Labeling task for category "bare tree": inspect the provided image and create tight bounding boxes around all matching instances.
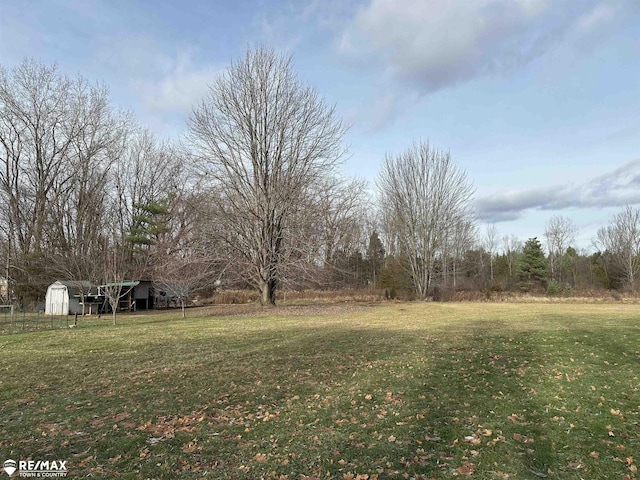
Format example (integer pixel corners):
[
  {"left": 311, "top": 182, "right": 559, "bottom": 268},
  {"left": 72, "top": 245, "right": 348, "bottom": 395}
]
[
  {"left": 544, "top": 215, "right": 577, "bottom": 283},
  {"left": 450, "top": 217, "right": 476, "bottom": 290},
  {"left": 595, "top": 206, "right": 640, "bottom": 290},
  {"left": 113, "top": 130, "right": 187, "bottom": 278},
  {"left": 154, "top": 253, "right": 221, "bottom": 318},
  {"left": 0, "top": 59, "right": 132, "bottom": 303},
  {"left": 484, "top": 224, "right": 499, "bottom": 282},
  {"left": 101, "top": 247, "right": 126, "bottom": 326},
  {"left": 501, "top": 234, "right": 522, "bottom": 281},
  {"left": 188, "top": 46, "right": 346, "bottom": 305},
  {"left": 377, "top": 141, "right": 475, "bottom": 299},
  {"left": 0, "top": 60, "right": 79, "bottom": 300},
  {"left": 314, "top": 175, "right": 367, "bottom": 266}
]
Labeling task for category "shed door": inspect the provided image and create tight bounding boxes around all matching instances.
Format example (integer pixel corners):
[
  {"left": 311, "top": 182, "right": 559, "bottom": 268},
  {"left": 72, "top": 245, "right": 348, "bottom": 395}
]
[{"left": 49, "top": 286, "right": 68, "bottom": 315}]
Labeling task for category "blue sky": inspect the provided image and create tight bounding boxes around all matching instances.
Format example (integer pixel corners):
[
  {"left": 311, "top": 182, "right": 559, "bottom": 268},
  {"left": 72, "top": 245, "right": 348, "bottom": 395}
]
[{"left": 2, "top": 0, "right": 640, "bottom": 251}]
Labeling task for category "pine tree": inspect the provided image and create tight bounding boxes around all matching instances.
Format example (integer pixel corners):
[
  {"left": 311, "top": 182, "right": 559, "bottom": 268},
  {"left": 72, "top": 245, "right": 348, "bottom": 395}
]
[
  {"left": 365, "top": 232, "right": 385, "bottom": 287},
  {"left": 517, "top": 237, "right": 548, "bottom": 292}
]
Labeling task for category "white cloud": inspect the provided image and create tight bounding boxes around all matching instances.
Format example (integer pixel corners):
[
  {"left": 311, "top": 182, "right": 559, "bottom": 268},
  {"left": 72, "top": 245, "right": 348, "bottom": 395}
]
[
  {"left": 93, "top": 35, "right": 218, "bottom": 115},
  {"left": 575, "top": 4, "right": 616, "bottom": 33},
  {"left": 339, "top": 0, "right": 628, "bottom": 93},
  {"left": 135, "top": 50, "right": 218, "bottom": 113}
]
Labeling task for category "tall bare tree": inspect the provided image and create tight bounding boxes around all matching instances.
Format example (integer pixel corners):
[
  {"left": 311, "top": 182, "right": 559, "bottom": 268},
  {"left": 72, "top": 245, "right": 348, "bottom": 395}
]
[
  {"left": 314, "top": 175, "right": 367, "bottom": 266},
  {"left": 377, "top": 141, "right": 475, "bottom": 299},
  {"left": 501, "top": 234, "right": 522, "bottom": 281},
  {"left": 544, "top": 215, "right": 577, "bottom": 283},
  {"left": 450, "top": 216, "right": 476, "bottom": 290},
  {"left": 188, "top": 46, "right": 346, "bottom": 305},
  {"left": 484, "top": 224, "right": 499, "bottom": 282}
]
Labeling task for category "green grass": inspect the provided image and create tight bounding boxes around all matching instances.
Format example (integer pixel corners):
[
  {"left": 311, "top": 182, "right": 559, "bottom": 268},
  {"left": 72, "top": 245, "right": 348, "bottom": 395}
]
[{"left": 1, "top": 303, "right": 639, "bottom": 479}]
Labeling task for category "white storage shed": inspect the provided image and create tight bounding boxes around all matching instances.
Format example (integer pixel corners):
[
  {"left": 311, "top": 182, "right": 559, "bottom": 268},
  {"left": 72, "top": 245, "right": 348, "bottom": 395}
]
[{"left": 45, "top": 281, "right": 91, "bottom": 315}]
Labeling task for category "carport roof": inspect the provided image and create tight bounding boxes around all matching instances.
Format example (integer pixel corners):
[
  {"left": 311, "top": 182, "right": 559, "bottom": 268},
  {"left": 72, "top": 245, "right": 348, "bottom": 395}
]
[{"left": 100, "top": 281, "right": 140, "bottom": 288}]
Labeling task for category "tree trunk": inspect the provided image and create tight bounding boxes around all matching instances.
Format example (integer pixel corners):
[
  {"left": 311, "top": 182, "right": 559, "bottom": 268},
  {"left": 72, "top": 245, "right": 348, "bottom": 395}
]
[
  {"left": 490, "top": 255, "right": 494, "bottom": 281},
  {"left": 181, "top": 299, "right": 186, "bottom": 319},
  {"left": 453, "top": 259, "right": 457, "bottom": 291},
  {"left": 259, "top": 279, "right": 277, "bottom": 306}
]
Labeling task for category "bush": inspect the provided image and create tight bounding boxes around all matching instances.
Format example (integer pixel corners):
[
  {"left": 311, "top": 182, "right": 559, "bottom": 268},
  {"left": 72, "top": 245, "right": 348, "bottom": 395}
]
[
  {"left": 562, "top": 283, "right": 574, "bottom": 296},
  {"left": 547, "top": 280, "right": 560, "bottom": 296}
]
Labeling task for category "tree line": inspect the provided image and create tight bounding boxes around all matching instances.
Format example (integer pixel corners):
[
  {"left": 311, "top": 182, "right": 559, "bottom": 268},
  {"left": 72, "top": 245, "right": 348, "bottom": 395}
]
[{"left": 1, "top": 48, "right": 638, "bottom": 307}]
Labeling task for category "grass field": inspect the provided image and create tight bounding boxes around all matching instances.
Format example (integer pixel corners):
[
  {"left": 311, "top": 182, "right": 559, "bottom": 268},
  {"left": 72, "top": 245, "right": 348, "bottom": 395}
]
[{"left": 1, "top": 302, "right": 639, "bottom": 479}]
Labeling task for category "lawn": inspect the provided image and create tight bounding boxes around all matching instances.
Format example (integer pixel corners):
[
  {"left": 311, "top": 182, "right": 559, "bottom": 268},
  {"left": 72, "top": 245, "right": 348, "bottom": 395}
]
[{"left": 0, "top": 302, "right": 638, "bottom": 479}]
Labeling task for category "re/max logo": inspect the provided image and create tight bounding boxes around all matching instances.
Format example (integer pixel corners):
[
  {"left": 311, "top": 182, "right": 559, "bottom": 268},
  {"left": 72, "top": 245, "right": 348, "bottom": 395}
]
[
  {"left": 18, "top": 461, "right": 66, "bottom": 472},
  {"left": 3, "top": 459, "right": 68, "bottom": 477}
]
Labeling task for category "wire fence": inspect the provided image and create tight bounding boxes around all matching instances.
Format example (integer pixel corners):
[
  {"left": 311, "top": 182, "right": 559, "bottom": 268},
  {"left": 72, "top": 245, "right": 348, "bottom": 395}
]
[{"left": 0, "top": 306, "right": 71, "bottom": 334}]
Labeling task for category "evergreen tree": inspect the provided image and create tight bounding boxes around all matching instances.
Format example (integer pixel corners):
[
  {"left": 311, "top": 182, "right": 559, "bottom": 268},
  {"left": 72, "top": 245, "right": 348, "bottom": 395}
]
[
  {"left": 517, "top": 237, "right": 548, "bottom": 292},
  {"left": 378, "top": 256, "right": 413, "bottom": 299},
  {"left": 127, "top": 197, "right": 172, "bottom": 249},
  {"left": 365, "top": 232, "right": 385, "bottom": 286}
]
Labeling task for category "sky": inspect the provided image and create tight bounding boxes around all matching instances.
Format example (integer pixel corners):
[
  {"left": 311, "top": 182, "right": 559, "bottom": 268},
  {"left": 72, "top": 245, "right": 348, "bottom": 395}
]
[{"left": 1, "top": 0, "right": 640, "bottom": 252}]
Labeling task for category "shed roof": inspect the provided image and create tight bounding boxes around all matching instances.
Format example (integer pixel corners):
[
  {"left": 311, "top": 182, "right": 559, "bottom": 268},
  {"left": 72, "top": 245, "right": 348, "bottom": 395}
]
[{"left": 48, "top": 280, "right": 93, "bottom": 297}]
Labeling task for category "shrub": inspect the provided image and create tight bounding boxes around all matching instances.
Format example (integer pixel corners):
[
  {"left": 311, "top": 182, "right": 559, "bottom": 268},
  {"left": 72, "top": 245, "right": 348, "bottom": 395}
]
[
  {"left": 562, "top": 283, "right": 574, "bottom": 296},
  {"left": 547, "top": 280, "right": 560, "bottom": 296}
]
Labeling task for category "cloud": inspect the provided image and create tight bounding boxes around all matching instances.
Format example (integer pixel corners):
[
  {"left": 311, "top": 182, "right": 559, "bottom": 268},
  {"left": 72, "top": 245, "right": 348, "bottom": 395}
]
[
  {"left": 477, "top": 158, "right": 640, "bottom": 222},
  {"left": 339, "top": 0, "right": 629, "bottom": 93},
  {"left": 365, "top": 92, "right": 406, "bottom": 132},
  {"left": 254, "top": 0, "right": 358, "bottom": 53},
  {"left": 93, "top": 35, "right": 218, "bottom": 115},
  {"left": 134, "top": 49, "right": 218, "bottom": 114}
]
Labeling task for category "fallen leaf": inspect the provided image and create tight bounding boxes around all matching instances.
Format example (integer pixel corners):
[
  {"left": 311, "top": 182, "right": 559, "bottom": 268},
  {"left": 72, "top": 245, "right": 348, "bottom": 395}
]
[
  {"left": 463, "top": 435, "right": 481, "bottom": 445},
  {"left": 457, "top": 462, "right": 475, "bottom": 475}
]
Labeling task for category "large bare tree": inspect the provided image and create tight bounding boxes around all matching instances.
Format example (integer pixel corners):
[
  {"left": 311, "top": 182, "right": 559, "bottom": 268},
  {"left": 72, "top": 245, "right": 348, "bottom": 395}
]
[
  {"left": 188, "top": 46, "right": 346, "bottom": 305},
  {"left": 378, "top": 141, "right": 475, "bottom": 299}
]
